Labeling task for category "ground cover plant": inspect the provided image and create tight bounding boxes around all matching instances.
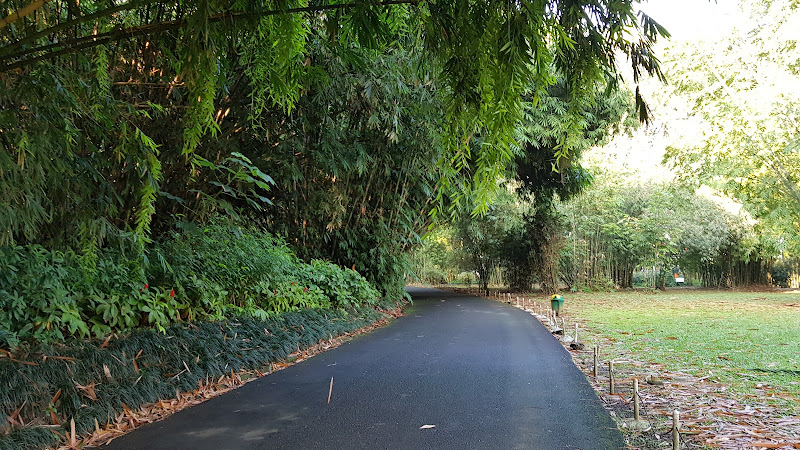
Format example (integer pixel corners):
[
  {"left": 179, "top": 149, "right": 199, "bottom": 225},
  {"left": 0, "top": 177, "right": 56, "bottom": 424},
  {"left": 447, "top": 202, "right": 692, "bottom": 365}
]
[
  {"left": 0, "top": 306, "right": 393, "bottom": 450},
  {"left": 561, "top": 290, "right": 800, "bottom": 447}
]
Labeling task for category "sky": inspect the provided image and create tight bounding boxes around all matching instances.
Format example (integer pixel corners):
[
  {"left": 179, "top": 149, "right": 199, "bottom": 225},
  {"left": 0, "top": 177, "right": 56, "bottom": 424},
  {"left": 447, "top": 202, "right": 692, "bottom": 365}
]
[{"left": 636, "top": 0, "right": 745, "bottom": 41}]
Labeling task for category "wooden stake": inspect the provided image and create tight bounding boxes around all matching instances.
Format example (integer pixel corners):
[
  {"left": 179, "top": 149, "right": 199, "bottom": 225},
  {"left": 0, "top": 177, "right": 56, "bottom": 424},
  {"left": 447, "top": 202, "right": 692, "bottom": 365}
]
[
  {"left": 328, "top": 377, "right": 334, "bottom": 404},
  {"left": 633, "top": 378, "right": 640, "bottom": 421},
  {"left": 70, "top": 417, "right": 76, "bottom": 448},
  {"left": 672, "top": 410, "right": 680, "bottom": 449},
  {"left": 609, "top": 361, "right": 615, "bottom": 394},
  {"left": 593, "top": 346, "right": 598, "bottom": 377},
  {"left": 574, "top": 323, "right": 579, "bottom": 343}
]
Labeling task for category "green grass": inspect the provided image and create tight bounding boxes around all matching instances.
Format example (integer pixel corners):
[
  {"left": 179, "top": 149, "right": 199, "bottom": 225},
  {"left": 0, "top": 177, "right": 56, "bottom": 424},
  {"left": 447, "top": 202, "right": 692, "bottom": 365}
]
[{"left": 561, "top": 289, "right": 800, "bottom": 413}]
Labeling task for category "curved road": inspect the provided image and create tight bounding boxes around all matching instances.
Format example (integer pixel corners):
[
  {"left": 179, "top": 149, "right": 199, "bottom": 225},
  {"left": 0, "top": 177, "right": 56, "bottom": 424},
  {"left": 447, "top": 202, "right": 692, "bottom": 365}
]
[{"left": 106, "top": 287, "right": 624, "bottom": 449}]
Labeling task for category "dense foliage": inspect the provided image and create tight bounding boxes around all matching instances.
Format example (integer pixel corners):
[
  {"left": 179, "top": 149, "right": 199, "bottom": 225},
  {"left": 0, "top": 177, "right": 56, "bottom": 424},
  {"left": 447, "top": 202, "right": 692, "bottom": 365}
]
[
  {"left": 413, "top": 171, "right": 772, "bottom": 291},
  {"left": 0, "top": 0, "right": 666, "bottom": 218},
  {"left": 413, "top": 77, "right": 639, "bottom": 293},
  {"left": 0, "top": 0, "right": 669, "bottom": 323},
  {"left": 562, "top": 171, "right": 769, "bottom": 290},
  {"left": 0, "top": 223, "right": 380, "bottom": 348}
]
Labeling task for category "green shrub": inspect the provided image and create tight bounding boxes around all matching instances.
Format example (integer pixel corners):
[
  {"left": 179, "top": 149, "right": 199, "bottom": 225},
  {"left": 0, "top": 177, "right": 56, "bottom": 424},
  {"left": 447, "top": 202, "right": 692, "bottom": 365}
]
[
  {"left": 454, "top": 271, "right": 477, "bottom": 285},
  {"left": 0, "top": 245, "right": 148, "bottom": 345},
  {"left": 770, "top": 261, "right": 791, "bottom": 288},
  {"left": 417, "top": 266, "right": 447, "bottom": 284},
  {"left": 0, "top": 223, "right": 386, "bottom": 347},
  {"left": 148, "top": 223, "right": 298, "bottom": 307},
  {"left": 298, "top": 260, "right": 380, "bottom": 308}
]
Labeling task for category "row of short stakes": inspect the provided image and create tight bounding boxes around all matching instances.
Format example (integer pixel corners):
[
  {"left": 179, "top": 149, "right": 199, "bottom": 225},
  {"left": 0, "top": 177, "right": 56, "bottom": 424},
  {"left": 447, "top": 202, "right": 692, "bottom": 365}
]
[
  {"left": 593, "top": 345, "right": 681, "bottom": 448},
  {"left": 477, "top": 288, "right": 684, "bottom": 450},
  {"left": 461, "top": 288, "right": 682, "bottom": 448}
]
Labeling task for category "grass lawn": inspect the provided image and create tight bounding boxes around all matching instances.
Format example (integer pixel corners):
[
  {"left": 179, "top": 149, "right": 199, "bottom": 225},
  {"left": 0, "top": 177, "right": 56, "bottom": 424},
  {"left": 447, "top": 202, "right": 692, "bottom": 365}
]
[
  {"left": 538, "top": 288, "right": 800, "bottom": 448},
  {"left": 561, "top": 289, "right": 800, "bottom": 413}
]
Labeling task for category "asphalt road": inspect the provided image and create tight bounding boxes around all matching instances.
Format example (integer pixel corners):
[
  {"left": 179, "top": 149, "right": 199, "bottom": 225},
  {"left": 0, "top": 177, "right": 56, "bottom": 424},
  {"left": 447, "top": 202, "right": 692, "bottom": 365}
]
[{"left": 105, "top": 287, "right": 624, "bottom": 449}]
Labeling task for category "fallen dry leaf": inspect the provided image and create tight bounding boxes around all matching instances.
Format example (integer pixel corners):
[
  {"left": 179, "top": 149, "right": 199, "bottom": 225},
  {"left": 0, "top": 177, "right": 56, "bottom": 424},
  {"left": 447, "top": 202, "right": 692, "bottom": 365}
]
[{"left": 75, "top": 382, "right": 98, "bottom": 401}]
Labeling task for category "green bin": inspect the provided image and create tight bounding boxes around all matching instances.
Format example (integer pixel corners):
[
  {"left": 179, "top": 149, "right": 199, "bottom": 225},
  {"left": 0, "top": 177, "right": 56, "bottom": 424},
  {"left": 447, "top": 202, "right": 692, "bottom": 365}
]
[{"left": 550, "top": 294, "right": 564, "bottom": 316}]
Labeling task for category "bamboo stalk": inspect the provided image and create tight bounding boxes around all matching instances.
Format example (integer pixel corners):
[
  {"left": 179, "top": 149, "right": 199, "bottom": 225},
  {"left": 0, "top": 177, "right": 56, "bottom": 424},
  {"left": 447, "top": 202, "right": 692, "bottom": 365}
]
[{"left": 0, "top": 0, "right": 49, "bottom": 31}]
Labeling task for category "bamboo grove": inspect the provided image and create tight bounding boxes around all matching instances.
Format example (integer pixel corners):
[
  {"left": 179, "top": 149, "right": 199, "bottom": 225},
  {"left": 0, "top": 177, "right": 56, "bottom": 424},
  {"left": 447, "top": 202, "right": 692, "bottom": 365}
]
[{"left": 0, "top": 0, "right": 668, "bottom": 337}]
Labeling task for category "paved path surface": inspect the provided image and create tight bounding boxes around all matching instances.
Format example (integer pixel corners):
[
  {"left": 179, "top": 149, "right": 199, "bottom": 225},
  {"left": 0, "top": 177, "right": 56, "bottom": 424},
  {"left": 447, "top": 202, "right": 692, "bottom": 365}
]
[{"left": 106, "top": 287, "right": 624, "bottom": 449}]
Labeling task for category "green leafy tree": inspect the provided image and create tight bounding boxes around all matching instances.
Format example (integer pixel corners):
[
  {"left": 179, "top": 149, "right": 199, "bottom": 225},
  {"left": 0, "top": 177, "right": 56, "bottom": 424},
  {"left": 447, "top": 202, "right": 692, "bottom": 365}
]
[
  {"left": 663, "top": 0, "right": 800, "bottom": 253},
  {"left": 454, "top": 187, "right": 523, "bottom": 294},
  {"left": 0, "top": 0, "right": 667, "bottom": 245},
  {"left": 511, "top": 77, "right": 637, "bottom": 292}
]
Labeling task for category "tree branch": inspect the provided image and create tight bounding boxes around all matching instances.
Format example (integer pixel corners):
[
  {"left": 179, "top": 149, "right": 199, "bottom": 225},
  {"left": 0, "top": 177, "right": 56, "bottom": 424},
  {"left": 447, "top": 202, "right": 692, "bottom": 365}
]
[
  {"left": 0, "top": 0, "right": 422, "bottom": 72},
  {"left": 1, "top": 0, "right": 162, "bottom": 57}
]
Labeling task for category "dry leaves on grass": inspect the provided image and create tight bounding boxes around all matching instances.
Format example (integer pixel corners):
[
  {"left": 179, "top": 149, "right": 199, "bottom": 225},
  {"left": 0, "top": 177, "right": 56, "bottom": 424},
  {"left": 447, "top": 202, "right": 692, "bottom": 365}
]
[
  {"left": 57, "top": 306, "right": 404, "bottom": 449},
  {"left": 471, "top": 292, "right": 800, "bottom": 450},
  {"left": 566, "top": 330, "right": 800, "bottom": 449}
]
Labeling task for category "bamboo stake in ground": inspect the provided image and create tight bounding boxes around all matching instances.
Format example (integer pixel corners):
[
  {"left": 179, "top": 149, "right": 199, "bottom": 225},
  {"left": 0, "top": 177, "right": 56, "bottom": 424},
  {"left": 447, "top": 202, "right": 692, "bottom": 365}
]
[
  {"left": 672, "top": 410, "right": 680, "bottom": 449},
  {"left": 609, "top": 361, "right": 615, "bottom": 394},
  {"left": 633, "top": 378, "right": 640, "bottom": 421},
  {"left": 593, "top": 346, "right": 598, "bottom": 377}
]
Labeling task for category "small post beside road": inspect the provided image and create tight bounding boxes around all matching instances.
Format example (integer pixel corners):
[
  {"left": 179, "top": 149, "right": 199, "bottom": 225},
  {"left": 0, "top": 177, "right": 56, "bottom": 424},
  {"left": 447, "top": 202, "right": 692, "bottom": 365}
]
[
  {"left": 592, "top": 346, "right": 598, "bottom": 377},
  {"left": 633, "top": 378, "right": 640, "bottom": 421},
  {"left": 672, "top": 410, "right": 680, "bottom": 449},
  {"left": 608, "top": 361, "right": 615, "bottom": 394}
]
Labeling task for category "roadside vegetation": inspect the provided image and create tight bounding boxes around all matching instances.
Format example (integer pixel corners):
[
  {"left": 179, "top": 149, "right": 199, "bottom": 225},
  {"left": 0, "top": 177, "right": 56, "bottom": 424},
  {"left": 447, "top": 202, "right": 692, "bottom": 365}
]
[
  {"left": 0, "top": 0, "right": 670, "bottom": 447},
  {"left": 2, "top": 0, "right": 798, "bottom": 447}
]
